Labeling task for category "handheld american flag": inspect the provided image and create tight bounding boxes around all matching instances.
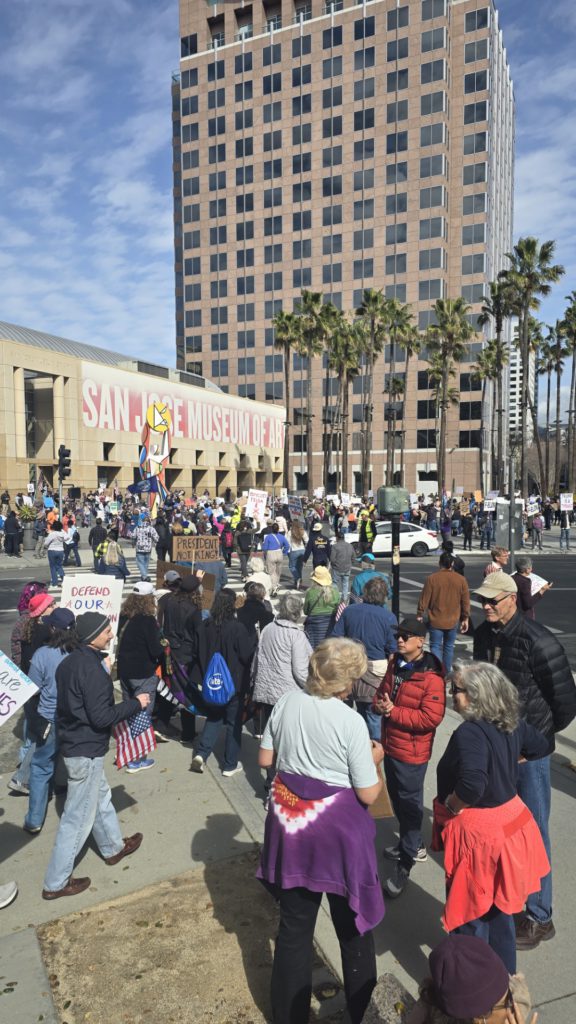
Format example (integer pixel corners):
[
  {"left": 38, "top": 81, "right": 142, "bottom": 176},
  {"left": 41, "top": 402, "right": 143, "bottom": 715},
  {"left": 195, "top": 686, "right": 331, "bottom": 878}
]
[{"left": 113, "top": 709, "right": 157, "bottom": 769}]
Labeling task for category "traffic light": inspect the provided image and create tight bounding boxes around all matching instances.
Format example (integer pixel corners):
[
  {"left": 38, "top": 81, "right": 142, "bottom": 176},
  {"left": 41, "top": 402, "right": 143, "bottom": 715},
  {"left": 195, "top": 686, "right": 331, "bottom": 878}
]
[{"left": 58, "top": 445, "right": 72, "bottom": 481}]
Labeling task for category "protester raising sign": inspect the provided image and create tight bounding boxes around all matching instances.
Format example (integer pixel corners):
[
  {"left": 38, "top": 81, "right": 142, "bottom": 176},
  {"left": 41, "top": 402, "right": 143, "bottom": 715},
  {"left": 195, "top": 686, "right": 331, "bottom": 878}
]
[
  {"left": 0, "top": 651, "right": 39, "bottom": 729},
  {"left": 245, "top": 488, "right": 268, "bottom": 521},
  {"left": 172, "top": 534, "right": 220, "bottom": 564},
  {"left": 560, "top": 493, "right": 574, "bottom": 512}
]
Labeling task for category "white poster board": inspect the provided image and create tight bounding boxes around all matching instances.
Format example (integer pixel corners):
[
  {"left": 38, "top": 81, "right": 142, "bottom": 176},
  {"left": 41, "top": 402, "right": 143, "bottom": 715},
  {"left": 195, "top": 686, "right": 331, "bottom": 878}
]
[
  {"left": 455, "top": 486, "right": 464, "bottom": 496},
  {"left": 0, "top": 651, "right": 39, "bottom": 728},
  {"left": 245, "top": 488, "right": 268, "bottom": 521},
  {"left": 483, "top": 499, "right": 496, "bottom": 512},
  {"left": 340, "top": 492, "right": 351, "bottom": 507},
  {"left": 487, "top": 490, "right": 500, "bottom": 500},
  {"left": 314, "top": 487, "right": 325, "bottom": 499},
  {"left": 560, "top": 493, "right": 574, "bottom": 512},
  {"left": 60, "top": 575, "right": 124, "bottom": 638},
  {"left": 529, "top": 572, "right": 548, "bottom": 596},
  {"left": 526, "top": 501, "right": 539, "bottom": 516},
  {"left": 279, "top": 488, "right": 288, "bottom": 504}
]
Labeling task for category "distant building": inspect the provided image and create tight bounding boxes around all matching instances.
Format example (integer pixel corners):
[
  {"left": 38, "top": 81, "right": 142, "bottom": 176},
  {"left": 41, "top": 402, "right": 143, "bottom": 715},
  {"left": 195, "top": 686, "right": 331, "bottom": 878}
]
[
  {"left": 0, "top": 322, "right": 284, "bottom": 494},
  {"left": 173, "top": 0, "right": 515, "bottom": 493},
  {"left": 508, "top": 342, "right": 535, "bottom": 445}
]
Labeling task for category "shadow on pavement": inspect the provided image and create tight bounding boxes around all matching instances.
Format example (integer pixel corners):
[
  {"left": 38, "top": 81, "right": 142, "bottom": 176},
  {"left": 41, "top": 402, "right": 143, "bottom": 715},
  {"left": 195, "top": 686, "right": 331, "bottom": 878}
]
[{"left": 192, "top": 813, "right": 275, "bottom": 1019}]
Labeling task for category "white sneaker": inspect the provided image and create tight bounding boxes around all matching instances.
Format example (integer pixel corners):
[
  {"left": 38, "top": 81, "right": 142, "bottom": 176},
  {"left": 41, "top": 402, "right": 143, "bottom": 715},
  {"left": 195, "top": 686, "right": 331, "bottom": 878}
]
[
  {"left": 0, "top": 881, "right": 18, "bottom": 909},
  {"left": 222, "top": 762, "right": 243, "bottom": 778},
  {"left": 191, "top": 755, "right": 204, "bottom": 774}
]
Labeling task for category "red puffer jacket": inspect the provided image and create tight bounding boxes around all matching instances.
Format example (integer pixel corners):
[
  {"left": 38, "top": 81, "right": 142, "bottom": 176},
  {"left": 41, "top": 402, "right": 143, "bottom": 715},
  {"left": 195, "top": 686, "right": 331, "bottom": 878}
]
[{"left": 373, "top": 652, "right": 445, "bottom": 764}]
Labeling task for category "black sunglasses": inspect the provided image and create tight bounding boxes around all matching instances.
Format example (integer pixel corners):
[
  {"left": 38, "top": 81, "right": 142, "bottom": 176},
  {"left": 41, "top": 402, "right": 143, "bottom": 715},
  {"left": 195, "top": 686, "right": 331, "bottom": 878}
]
[
  {"left": 450, "top": 684, "right": 467, "bottom": 696},
  {"left": 396, "top": 631, "right": 420, "bottom": 641},
  {"left": 480, "top": 594, "right": 511, "bottom": 608}
]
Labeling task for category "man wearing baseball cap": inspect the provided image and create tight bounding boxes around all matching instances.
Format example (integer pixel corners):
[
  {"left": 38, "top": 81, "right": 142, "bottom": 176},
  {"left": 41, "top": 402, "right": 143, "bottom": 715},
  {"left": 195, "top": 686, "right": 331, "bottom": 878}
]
[
  {"left": 373, "top": 615, "right": 445, "bottom": 899},
  {"left": 42, "top": 612, "right": 150, "bottom": 900},
  {"left": 473, "top": 571, "right": 576, "bottom": 951},
  {"left": 350, "top": 552, "right": 393, "bottom": 605}
]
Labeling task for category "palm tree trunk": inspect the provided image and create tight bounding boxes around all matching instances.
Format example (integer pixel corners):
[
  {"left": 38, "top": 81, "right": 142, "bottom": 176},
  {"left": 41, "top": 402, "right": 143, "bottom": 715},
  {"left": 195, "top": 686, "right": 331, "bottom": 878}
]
[
  {"left": 545, "top": 371, "right": 551, "bottom": 496},
  {"left": 520, "top": 313, "right": 530, "bottom": 498},
  {"left": 329, "top": 388, "right": 342, "bottom": 491},
  {"left": 568, "top": 355, "right": 576, "bottom": 491},
  {"left": 496, "top": 335, "right": 504, "bottom": 491},
  {"left": 438, "top": 365, "right": 448, "bottom": 495},
  {"left": 306, "top": 356, "right": 314, "bottom": 495},
  {"left": 342, "top": 376, "right": 350, "bottom": 494},
  {"left": 322, "top": 356, "right": 330, "bottom": 488},
  {"left": 527, "top": 391, "right": 546, "bottom": 494},
  {"left": 283, "top": 347, "right": 291, "bottom": 491},
  {"left": 554, "top": 361, "right": 562, "bottom": 493},
  {"left": 479, "top": 378, "right": 487, "bottom": 493}
]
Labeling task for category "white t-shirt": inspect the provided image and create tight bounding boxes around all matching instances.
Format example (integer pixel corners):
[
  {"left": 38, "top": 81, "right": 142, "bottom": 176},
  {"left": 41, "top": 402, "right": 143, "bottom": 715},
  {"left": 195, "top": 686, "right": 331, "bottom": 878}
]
[{"left": 261, "top": 689, "right": 377, "bottom": 789}]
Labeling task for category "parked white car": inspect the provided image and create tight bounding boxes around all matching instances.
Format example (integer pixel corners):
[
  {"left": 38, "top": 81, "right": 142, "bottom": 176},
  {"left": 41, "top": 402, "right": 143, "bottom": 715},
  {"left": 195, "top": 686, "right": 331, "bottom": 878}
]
[{"left": 345, "top": 521, "right": 439, "bottom": 557}]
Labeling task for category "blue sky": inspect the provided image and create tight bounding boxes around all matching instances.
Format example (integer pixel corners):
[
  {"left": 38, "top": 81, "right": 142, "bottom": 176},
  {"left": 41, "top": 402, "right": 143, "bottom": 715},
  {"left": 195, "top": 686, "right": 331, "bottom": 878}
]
[{"left": 0, "top": 0, "right": 574, "bottom": 374}]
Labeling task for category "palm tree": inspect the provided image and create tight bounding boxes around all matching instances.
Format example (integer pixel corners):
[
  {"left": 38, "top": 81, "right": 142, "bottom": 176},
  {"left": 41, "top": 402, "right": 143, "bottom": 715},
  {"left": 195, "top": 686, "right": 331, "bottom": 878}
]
[
  {"left": 384, "top": 374, "right": 406, "bottom": 485},
  {"left": 561, "top": 292, "right": 576, "bottom": 491},
  {"left": 273, "top": 309, "right": 301, "bottom": 490},
  {"left": 478, "top": 281, "right": 512, "bottom": 491},
  {"left": 473, "top": 343, "right": 498, "bottom": 492},
  {"left": 326, "top": 316, "right": 361, "bottom": 493},
  {"left": 320, "top": 303, "right": 344, "bottom": 490},
  {"left": 515, "top": 316, "right": 547, "bottom": 494},
  {"left": 426, "top": 298, "right": 474, "bottom": 495},
  {"left": 536, "top": 338, "right": 555, "bottom": 495},
  {"left": 548, "top": 322, "right": 568, "bottom": 493},
  {"left": 397, "top": 320, "right": 421, "bottom": 487},
  {"left": 355, "top": 289, "right": 388, "bottom": 497},
  {"left": 500, "top": 238, "right": 565, "bottom": 497},
  {"left": 382, "top": 301, "right": 417, "bottom": 486},
  {"left": 294, "top": 290, "right": 328, "bottom": 495}
]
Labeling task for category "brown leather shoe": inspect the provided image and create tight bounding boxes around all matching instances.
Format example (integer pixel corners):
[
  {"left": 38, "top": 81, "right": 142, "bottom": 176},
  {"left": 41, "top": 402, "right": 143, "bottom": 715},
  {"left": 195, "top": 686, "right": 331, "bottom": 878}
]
[
  {"left": 42, "top": 876, "right": 91, "bottom": 900},
  {"left": 515, "top": 913, "right": 556, "bottom": 950},
  {"left": 103, "top": 832, "right": 143, "bottom": 866}
]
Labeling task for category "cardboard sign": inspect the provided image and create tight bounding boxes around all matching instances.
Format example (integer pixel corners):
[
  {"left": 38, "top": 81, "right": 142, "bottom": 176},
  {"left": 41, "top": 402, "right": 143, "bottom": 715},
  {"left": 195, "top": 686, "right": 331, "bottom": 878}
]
[
  {"left": 172, "top": 534, "right": 220, "bottom": 563},
  {"left": 155, "top": 562, "right": 216, "bottom": 610},
  {"left": 245, "top": 488, "right": 268, "bottom": 520},
  {"left": 474, "top": 490, "right": 483, "bottom": 503},
  {"left": 288, "top": 494, "right": 303, "bottom": 516},
  {"left": 60, "top": 575, "right": 124, "bottom": 637},
  {"left": 560, "top": 493, "right": 574, "bottom": 512},
  {"left": 0, "top": 651, "right": 39, "bottom": 729}
]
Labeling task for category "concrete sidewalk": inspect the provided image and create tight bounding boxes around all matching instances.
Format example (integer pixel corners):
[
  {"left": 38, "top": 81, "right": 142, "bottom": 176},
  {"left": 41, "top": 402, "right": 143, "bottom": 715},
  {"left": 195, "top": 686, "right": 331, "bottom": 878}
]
[{"left": 2, "top": 700, "right": 576, "bottom": 1022}]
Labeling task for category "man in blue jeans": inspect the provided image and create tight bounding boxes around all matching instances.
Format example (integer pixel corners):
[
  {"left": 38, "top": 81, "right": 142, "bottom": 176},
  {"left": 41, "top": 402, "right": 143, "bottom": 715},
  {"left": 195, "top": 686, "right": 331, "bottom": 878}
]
[
  {"left": 473, "top": 572, "right": 576, "bottom": 950},
  {"left": 42, "top": 612, "right": 150, "bottom": 900},
  {"left": 417, "top": 552, "right": 470, "bottom": 672}
]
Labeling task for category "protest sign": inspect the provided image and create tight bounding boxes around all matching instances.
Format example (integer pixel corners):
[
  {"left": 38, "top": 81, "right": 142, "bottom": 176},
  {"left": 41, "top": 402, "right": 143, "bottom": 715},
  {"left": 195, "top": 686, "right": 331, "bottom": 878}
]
[
  {"left": 340, "top": 492, "right": 351, "bottom": 507},
  {"left": 60, "top": 575, "right": 124, "bottom": 637},
  {"left": 108, "top": 501, "right": 120, "bottom": 514},
  {"left": 172, "top": 534, "right": 220, "bottom": 564},
  {"left": 455, "top": 486, "right": 464, "bottom": 496},
  {"left": 560, "top": 493, "right": 574, "bottom": 512},
  {"left": 526, "top": 500, "right": 539, "bottom": 516},
  {"left": 529, "top": 572, "right": 549, "bottom": 597},
  {"left": 314, "top": 487, "right": 325, "bottom": 500},
  {"left": 155, "top": 562, "right": 216, "bottom": 610},
  {"left": 483, "top": 499, "right": 496, "bottom": 512},
  {"left": 288, "top": 494, "right": 303, "bottom": 517},
  {"left": 279, "top": 488, "right": 288, "bottom": 504},
  {"left": 245, "top": 488, "right": 268, "bottom": 521},
  {"left": 487, "top": 490, "right": 500, "bottom": 500},
  {"left": 43, "top": 496, "right": 55, "bottom": 509},
  {"left": 474, "top": 490, "right": 483, "bottom": 503},
  {"left": 0, "top": 651, "right": 39, "bottom": 729}
]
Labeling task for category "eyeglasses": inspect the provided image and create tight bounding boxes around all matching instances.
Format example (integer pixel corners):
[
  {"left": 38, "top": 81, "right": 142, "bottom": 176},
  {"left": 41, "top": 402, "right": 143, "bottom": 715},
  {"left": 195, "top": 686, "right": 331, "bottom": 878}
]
[
  {"left": 480, "top": 594, "right": 511, "bottom": 608},
  {"left": 449, "top": 684, "right": 467, "bottom": 696}
]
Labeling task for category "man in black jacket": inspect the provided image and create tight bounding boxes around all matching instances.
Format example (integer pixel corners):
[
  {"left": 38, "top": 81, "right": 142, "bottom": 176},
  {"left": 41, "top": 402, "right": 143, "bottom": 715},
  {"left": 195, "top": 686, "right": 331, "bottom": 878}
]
[
  {"left": 42, "top": 613, "right": 150, "bottom": 900},
  {"left": 88, "top": 518, "right": 107, "bottom": 569},
  {"left": 473, "top": 572, "right": 576, "bottom": 950}
]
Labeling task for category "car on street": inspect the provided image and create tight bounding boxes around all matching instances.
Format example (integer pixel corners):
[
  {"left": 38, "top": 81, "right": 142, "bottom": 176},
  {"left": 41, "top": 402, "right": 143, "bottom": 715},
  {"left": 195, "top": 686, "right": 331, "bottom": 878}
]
[{"left": 345, "top": 521, "right": 439, "bottom": 557}]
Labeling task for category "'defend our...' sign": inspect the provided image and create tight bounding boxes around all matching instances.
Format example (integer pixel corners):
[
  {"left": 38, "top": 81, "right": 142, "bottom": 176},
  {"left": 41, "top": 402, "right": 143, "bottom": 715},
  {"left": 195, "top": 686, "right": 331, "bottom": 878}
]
[
  {"left": 59, "top": 575, "right": 124, "bottom": 637},
  {"left": 0, "top": 651, "right": 39, "bottom": 729},
  {"left": 172, "top": 534, "right": 221, "bottom": 564}
]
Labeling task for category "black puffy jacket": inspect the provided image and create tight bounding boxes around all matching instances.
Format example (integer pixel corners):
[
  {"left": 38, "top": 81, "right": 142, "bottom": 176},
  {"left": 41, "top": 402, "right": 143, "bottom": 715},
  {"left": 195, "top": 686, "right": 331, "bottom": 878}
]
[{"left": 474, "top": 612, "right": 576, "bottom": 753}]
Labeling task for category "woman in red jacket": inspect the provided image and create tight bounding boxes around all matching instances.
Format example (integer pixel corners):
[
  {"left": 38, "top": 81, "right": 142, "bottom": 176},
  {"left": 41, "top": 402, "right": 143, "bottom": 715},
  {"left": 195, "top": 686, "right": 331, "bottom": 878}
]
[{"left": 373, "top": 615, "right": 445, "bottom": 898}]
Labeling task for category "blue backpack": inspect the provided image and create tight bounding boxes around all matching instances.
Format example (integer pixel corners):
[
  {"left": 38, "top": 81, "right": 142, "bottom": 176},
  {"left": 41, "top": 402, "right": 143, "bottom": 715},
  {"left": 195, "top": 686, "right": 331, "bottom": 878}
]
[{"left": 202, "top": 651, "right": 235, "bottom": 706}]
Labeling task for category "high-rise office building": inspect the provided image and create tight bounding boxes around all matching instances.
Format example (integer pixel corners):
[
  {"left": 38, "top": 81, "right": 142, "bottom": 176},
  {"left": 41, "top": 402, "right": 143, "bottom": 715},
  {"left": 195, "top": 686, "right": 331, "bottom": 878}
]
[{"left": 173, "top": 0, "right": 514, "bottom": 495}]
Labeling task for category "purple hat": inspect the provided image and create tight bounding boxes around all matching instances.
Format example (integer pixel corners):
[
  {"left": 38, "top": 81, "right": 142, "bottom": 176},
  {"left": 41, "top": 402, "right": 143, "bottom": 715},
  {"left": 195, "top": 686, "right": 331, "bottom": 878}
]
[{"left": 429, "top": 935, "right": 509, "bottom": 1018}]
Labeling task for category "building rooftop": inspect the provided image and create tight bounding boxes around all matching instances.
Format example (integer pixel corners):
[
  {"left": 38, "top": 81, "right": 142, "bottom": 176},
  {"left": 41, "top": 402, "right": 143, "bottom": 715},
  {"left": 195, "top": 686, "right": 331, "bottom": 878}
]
[{"left": 0, "top": 320, "right": 220, "bottom": 392}]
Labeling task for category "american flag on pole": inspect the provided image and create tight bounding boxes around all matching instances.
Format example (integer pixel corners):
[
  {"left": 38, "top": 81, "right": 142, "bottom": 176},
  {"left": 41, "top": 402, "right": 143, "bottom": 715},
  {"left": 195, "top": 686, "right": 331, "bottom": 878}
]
[
  {"left": 334, "top": 601, "right": 347, "bottom": 623},
  {"left": 113, "top": 710, "right": 157, "bottom": 769}
]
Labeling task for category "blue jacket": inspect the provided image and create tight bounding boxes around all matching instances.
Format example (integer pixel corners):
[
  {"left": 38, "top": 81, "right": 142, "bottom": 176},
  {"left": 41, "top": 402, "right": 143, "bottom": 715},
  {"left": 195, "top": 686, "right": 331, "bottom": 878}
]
[
  {"left": 262, "top": 533, "right": 290, "bottom": 554},
  {"left": 351, "top": 569, "right": 393, "bottom": 602},
  {"left": 28, "top": 645, "right": 69, "bottom": 723},
  {"left": 331, "top": 603, "right": 398, "bottom": 661}
]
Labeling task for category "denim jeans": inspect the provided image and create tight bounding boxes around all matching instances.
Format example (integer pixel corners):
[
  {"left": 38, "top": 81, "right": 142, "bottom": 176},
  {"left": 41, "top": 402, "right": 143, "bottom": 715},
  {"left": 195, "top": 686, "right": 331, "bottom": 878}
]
[
  {"left": 196, "top": 696, "right": 243, "bottom": 772},
  {"left": 43, "top": 755, "right": 124, "bottom": 892},
  {"left": 135, "top": 550, "right": 151, "bottom": 579},
  {"left": 517, "top": 755, "right": 552, "bottom": 923},
  {"left": 25, "top": 727, "right": 58, "bottom": 830},
  {"left": 384, "top": 755, "right": 428, "bottom": 872},
  {"left": 331, "top": 570, "right": 350, "bottom": 603},
  {"left": 63, "top": 545, "right": 82, "bottom": 566},
  {"left": 560, "top": 528, "right": 571, "bottom": 549},
  {"left": 428, "top": 624, "right": 459, "bottom": 673},
  {"left": 454, "top": 905, "right": 516, "bottom": 975},
  {"left": 271, "top": 887, "right": 376, "bottom": 1024},
  {"left": 288, "top": 550, "right": 305, "bottom": 584},
  {"left": 47, "top": 549, "right": 65, "bottom": 585},
  {"left": 13, "top": 721, "right": 36, "bottom": 786},
  {"left": 355, "top": 701, "right": 382, "bottom": 742}
]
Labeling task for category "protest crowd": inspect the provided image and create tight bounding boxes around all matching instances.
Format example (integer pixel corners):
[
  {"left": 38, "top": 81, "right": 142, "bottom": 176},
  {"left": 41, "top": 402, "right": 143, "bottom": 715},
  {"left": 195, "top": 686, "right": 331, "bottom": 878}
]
[{"left": 1, "top": 478, "right": 576, "bottom": 1024}]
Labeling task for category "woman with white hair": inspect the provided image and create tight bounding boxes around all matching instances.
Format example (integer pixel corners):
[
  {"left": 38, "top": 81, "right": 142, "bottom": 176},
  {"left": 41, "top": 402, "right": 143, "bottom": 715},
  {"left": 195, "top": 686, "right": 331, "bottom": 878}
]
[
  {"left": 512, "top": 555, "right": 552, "bottom": 620},
  {"left": 257, "top": 637, "right": 384, "bottom": 1024},
  {"left": 434, "top": 660, "right": 550, "bottom": 975}
]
